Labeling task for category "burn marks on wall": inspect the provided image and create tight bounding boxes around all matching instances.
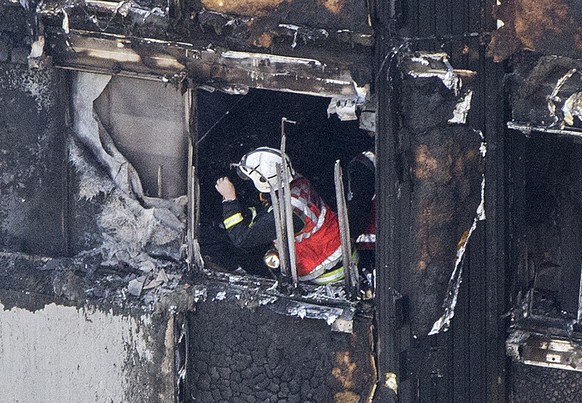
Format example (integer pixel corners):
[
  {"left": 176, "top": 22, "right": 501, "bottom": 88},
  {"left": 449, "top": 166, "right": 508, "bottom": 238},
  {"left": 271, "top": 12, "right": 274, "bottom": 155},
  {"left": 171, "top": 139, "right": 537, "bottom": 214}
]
[
  {"left": 489, "top": 0, "right": 582, "bottom": 62},
  {"left": 188, "top": 285, "right": 375, "bottom": 402},
  {"left": 0, "top": 65, "right": 66, "bottom": 256},
  {"left": 394, "top": 53, "right": 484, "bottom": 337}
]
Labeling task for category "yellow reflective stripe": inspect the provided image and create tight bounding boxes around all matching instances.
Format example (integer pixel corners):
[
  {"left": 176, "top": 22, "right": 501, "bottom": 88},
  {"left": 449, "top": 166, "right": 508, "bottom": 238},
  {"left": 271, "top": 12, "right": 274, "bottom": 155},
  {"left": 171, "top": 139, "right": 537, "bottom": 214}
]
[
  {"left": 248, "top": 207, "right": 257, "bottom": 227},
  {"left": 312, "top": 267, "right": 345, "bottom": 285},
  {"left": 223, "top": 212, "right": 244, "bottom": 229}
]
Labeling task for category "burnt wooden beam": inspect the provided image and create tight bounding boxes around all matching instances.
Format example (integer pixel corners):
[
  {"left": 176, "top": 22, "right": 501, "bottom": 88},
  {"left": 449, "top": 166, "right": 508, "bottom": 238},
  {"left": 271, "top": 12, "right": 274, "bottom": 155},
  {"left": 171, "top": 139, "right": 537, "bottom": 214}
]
[
  {"left": 46, "top": 29, "right": 365, "bottom": 97},
  {"left": 36, "top": 0, "right": 373, "bottom": 84}
]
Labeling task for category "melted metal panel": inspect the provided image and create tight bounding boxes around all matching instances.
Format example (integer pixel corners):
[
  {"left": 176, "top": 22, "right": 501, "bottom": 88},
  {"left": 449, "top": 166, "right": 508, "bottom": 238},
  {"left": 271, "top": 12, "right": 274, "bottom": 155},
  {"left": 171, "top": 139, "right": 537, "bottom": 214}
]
[{"left": 49, "top": 30, "right": 363, "bottom": 98}]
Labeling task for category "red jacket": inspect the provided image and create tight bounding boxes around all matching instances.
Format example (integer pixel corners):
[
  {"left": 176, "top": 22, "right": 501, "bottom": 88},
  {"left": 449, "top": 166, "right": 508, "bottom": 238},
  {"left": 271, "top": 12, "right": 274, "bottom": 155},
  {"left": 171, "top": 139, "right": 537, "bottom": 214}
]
[{"left": 289, "top": 177, "right": 342, "bottom": 281}]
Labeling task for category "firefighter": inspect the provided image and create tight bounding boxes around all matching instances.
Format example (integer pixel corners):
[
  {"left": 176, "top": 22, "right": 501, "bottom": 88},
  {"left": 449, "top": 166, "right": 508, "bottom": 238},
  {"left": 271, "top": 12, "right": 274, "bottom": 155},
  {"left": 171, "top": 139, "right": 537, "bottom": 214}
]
[
  {"left": 347, "top": 150, "right": 376, "bottom": 294},
  {"left": 215, "top": 147, "right": 344, "bottom": 284}
]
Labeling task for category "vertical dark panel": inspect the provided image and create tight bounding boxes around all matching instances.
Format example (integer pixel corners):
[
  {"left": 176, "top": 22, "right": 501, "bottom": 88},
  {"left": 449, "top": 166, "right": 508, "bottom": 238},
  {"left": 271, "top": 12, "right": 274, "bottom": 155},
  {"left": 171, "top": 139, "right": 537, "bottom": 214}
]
[
  {"left": 468, "top": 225, "right": 487, "bottom": 402},
  {"left": 374, "top": 50, "right": 401, "bottom": 402},
  {"left": 0, "top": 65, "right": 67, "bottom": 256},
  {"left": 452, "top": 253, "right": 470, "bottom": 403},
  {"left": 483, "top": 58, "right": 509, "bottom": 403},
  {"left": 374, "top": 0, "right": 508, "bottom": 401}
]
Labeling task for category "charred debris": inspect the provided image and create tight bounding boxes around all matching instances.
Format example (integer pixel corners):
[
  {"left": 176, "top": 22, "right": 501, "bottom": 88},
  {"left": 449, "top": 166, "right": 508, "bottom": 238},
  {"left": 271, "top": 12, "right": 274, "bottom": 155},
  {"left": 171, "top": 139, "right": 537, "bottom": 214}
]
[
  {"left": 10, "top": 0, "right": 582, "bottom": 400},
  {"left": 1, "top": 0, "right": 485, "bottom": 347},
  {"left": 0, "top": 0, "right": 378, "bottom": 318}
]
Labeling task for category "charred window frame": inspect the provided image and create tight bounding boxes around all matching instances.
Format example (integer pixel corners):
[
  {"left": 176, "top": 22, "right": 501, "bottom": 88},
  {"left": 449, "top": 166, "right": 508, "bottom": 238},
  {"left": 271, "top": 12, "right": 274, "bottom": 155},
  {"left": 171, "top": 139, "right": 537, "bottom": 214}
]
[
  {"left": 194, "top": 88, "right": 375, "bottom": 302},
  {"left": 507, "top": 73, "right": 582, "bottom": 371},
  {"left": 64, "top": 70, "right": 194, "bottom": 262}
]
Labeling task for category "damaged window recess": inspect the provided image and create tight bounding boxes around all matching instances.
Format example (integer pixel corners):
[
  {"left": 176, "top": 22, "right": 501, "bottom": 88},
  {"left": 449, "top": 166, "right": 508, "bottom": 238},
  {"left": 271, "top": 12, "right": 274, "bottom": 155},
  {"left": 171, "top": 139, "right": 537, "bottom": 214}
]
[
  {"left": 506, "top": 124, "right": 582, "bottom": 372},
  {"left": 196, "top": 88, "right": 375, "bottom": 301},
  {"left": 67, "top": 70, "right": 191, "bottom": 304},
  {"left": 499, "top": 50, "right": 582, "bottom": 374},
  {"left": 66, "top": 71, "right": 376, "bottom": 305},
  {"left": 18, "top": 0, "right": 378, "bottom": 313},
  {"left": 508, "top": 57, "right": 582, "bottom": 138}
]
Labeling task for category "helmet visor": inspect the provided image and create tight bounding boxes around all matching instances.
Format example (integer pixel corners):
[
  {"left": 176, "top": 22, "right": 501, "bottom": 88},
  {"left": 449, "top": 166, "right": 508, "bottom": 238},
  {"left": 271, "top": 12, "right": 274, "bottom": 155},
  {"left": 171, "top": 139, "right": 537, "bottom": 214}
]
[{"left": 236, "top": 165, "right": 250, "bottom": 180}]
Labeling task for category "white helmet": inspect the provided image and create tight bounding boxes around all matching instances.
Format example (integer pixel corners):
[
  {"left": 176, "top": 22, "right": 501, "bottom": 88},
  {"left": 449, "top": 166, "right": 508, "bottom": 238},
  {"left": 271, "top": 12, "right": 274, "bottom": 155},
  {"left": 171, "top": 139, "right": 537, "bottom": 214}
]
[{"left": 236, "top": 147, "right": 295, "bottom": 193}]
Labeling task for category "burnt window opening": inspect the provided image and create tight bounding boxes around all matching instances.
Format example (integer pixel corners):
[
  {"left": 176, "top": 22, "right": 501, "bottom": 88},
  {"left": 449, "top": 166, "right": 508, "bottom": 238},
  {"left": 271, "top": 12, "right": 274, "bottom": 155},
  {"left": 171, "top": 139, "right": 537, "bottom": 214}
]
[
  {"left": 70, "top": 71, "right": 190, "bottom": 200},
  {"left": 68, "top": 71, "right": 190, "bottom": 267},
  {"left": 92, "top": 76, "right": 189, "bottom": 199},
  {"left": 65, "top": 70, "right": 375, "bottom": 301},
  {"left": 518, "top": 132, "right": 582, "bottom": 326},
  {"left": 196, "top": 89, "right": 374, "bottom": 297}
]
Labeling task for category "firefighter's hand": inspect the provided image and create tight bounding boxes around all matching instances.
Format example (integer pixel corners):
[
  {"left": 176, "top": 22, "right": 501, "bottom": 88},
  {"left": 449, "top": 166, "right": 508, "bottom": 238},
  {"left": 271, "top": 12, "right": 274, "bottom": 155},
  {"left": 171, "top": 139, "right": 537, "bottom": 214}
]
[{"left": 215, "top": 177, "right": 236, "bottom": 201}]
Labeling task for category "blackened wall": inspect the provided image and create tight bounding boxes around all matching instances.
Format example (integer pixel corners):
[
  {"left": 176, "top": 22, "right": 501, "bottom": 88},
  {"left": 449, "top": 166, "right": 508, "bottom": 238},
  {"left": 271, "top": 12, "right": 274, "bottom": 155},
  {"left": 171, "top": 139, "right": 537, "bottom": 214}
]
[
  {"left": 511, "top": 364, "right": 582, "bottom": 402},
  {"left": 373, "top": 0, "right": 508, "bottom": 401},
  {"left": 188, "top": 298, "right": 375, "bottom": 403},
  {"left": 0, "top": 63, "right": 67, "bottom": 256}
]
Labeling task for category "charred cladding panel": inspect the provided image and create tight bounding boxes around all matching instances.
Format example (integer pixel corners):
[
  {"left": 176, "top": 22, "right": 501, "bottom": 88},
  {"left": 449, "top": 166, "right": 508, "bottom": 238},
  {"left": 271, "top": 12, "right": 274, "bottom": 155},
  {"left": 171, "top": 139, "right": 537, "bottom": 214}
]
[
  {"left": 489, "top": 0, "right": 582, "bottom": 61},
  {"left": 188, "top": 295, "right": 375, "bottom": 402},
  {"left": 197, "top": 0, "right": 371, "bottom": 33},
  {"left": 0, "top": 64, "right": 66, "bottom": 256}
]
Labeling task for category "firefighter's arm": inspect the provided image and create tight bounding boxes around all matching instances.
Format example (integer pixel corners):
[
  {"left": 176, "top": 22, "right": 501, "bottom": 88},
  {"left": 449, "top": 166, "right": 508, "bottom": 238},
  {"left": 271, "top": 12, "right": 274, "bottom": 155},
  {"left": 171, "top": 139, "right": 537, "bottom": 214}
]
[
  {"left": 215, "top": 177, "right": 236, "bottom": 201},
  {"left": 222, "top": 200, "right": 277, "bottom": 248}
]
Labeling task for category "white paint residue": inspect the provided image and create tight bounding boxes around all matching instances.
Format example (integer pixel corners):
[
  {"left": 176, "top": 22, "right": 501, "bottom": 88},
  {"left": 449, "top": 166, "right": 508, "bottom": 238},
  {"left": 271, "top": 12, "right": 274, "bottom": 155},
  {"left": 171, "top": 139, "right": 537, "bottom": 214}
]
[
  {"left": 29, "top": 36, "right": 45, "bottom": 59},
  {"left": 258, "top": 296, "right": 278, "bottom": 306},
  {"left": 0, "top": 302, "right": 159, "bottom": 402},
  {"left": 289, "top": 306, "right": 307, "bottom": 319},
  {"left": 327, "top": 97, "right": 357, "bottom": 121},
  {"left": 562, "top": 92, "right": 582, "bottom": 126},
  {"left": 213, "top": 291, "right": 226, "bottom": 301},
  {"left": 325, "top": 313, "right": 340, "bottom": 326},
  {"left": 221, "top": 50, "right": 323, "bottom": 68},
  {"left": 407, "top": 53, "right": 464, "bottom": 95},
  {"left": 385, "top": 372, "right": 398, "bottom": 394},
  {"left": 548, "top": 68, "right": 577, "bottom": 125},
  {"left": 62, "top": 9, "right": 70, "bottom": 33},
  {"left": 193, "top": 287, "right": 207, "bottom": 302}
]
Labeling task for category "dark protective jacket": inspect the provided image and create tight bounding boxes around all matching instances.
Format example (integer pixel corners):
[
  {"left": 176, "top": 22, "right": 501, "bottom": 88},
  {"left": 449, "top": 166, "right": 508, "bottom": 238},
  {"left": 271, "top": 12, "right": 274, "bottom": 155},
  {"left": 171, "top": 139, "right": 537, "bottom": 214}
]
[{"left": 222, "top": 176, "right": 342, "bottom": 283}]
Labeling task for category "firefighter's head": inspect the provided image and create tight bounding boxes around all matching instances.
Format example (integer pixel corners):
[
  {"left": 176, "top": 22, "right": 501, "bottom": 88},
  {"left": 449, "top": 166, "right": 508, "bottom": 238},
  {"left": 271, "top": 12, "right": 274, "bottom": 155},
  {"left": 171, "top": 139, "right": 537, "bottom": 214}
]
[{"left": 236, "top": 147, "right": 295, "bottom": 193}]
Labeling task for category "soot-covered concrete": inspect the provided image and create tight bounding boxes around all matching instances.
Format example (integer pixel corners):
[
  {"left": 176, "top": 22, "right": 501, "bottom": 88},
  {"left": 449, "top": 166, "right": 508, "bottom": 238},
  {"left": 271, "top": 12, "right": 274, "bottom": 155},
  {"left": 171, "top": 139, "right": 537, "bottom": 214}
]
[
  {"left": 0, "top": 286, "right": 181, "bottom": 403},
  {"left": 0, "top": 63, "right": 66, "bottom": 256}
]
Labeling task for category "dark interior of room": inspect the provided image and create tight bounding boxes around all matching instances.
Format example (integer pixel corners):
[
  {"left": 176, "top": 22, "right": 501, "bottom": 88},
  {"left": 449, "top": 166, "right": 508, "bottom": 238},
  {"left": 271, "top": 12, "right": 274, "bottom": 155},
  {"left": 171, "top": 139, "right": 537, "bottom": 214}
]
[
  {"left": 196, "top": 88, "right": 374, "bottom": 276},
  {"left": 523, "top": 133, "right": 582, "bottom": 320}
]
